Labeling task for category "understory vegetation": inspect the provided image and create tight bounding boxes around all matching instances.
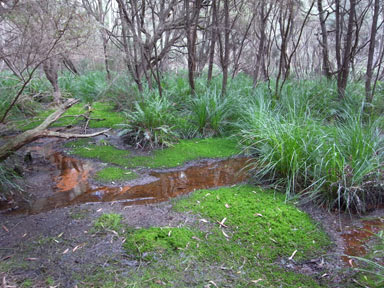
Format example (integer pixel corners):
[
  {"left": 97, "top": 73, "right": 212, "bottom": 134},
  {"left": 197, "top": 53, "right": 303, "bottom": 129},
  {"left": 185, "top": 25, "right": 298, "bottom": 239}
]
[
  {"left": 4, "top": 71, "right": 382, "bottom": 213},
  {"left": 1, "top": 70, "right": 383, "bottom": 287}
]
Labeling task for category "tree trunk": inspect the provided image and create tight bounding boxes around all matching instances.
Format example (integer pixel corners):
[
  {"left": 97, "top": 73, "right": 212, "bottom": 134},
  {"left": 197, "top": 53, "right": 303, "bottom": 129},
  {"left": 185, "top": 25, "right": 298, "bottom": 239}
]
[
  {"left": 317, "top": 0, "right": 332, "bottom": 79},
  {"left": 221, "top": 0, "right": 230, "bottom": 96},
  {"left": 43, "top": 57, "right": 62, "bottom": 104},
  {"left": 337, "top": 0, "right": 356, "bottom": 99},
  {"left": 207, "top": 0, "right": 218, "bottom": 84},
  {"left": 365, "top": 0, "right": 380, "bottom": 103}
]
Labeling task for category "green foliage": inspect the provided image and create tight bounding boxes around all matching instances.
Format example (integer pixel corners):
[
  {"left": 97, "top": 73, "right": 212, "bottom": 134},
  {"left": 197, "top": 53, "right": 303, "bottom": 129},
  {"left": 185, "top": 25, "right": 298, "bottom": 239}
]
[
  {"left": 59, "top": 71, "right": 108, "bottom": 103},
  {"left": 187, "top": 87, "right": 233, "bottom": 136},
  {"left": 120, "top": 90, "right": 179, "bottom": 148},
  {"left": 93, "top": 213, "right": 123, "bottom": 233},
  {"left": 238, "top": 89, "right": 384, "bottom": 212},
  {"left": 95, "top": 167, "right": 138, "bottom": 182}
]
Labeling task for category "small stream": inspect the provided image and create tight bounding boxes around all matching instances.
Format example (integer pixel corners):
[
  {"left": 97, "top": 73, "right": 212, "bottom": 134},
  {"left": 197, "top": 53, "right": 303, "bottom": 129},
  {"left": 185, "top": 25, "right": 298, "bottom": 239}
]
[{"left": 18, "top": 148, "right": 250, "bottom": 214}]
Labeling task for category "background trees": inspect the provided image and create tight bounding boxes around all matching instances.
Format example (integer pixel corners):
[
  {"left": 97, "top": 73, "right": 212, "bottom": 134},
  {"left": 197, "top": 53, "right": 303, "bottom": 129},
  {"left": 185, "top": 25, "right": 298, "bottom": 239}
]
[{"left": 0, "top": 0, "right": 383, "bottom": 108}]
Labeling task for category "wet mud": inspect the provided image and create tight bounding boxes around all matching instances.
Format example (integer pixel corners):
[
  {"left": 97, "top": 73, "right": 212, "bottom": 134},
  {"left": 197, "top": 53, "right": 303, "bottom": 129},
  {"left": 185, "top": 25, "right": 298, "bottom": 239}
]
[{"left": 341, "top": 218, "right": 384, "bottom": 265}]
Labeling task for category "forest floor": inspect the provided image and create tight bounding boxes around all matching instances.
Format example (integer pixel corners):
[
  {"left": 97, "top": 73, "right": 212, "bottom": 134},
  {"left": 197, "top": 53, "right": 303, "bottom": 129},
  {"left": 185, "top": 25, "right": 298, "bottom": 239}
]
[{"left": 0, "top": 121, "right": 383, "bottom": 287}]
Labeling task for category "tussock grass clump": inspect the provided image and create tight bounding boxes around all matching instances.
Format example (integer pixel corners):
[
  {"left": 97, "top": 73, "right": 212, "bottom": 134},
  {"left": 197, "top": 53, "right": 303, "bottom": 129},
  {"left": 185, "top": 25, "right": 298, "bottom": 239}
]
[
  {"left": 187, "top": 87, "right": 233, "bottom": 137},
  {"left": 120, "top": 90, "right": 179, "bottom": 148},
  {"left": 238, "top": 91, "right": 384, "bottom": 213}
]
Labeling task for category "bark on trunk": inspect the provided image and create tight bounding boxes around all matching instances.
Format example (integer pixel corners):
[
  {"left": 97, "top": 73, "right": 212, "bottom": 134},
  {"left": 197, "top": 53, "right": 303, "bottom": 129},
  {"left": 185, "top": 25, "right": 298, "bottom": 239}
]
[
  {"left": 337, "top": 0, "right": 356, "bottom": 99},
  {"left": 365, "top": 0, "right": 380, "bottom": 103},
  {"left": 43, "top": 57, "right": 62, "bottom": 104},
  {"left": 317, "top": 0, "right": 332, "bottom": 79}
]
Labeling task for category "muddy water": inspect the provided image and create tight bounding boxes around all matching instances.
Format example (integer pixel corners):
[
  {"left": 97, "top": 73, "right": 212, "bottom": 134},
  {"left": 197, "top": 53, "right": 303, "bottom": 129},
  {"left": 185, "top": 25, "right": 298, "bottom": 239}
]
[
  {"left": 341, "top": 218, "right": 384, "bottom": 265},
  {"left": 15, "top": 149, "right": 249, "bottom": 214}
]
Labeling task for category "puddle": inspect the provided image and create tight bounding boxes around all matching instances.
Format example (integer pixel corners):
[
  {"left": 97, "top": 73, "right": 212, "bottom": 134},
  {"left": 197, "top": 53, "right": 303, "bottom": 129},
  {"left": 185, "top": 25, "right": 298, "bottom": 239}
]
[
  {"left": 341, "top": 218, "right": 384, "bottom": 265},
  {"left": 8, "top": 147, "right": 249, "bottom": 214}
]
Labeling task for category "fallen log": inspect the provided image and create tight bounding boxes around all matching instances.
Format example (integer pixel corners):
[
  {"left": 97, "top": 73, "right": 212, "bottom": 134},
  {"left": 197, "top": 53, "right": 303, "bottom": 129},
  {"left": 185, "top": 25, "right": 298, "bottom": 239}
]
[{"left": 0, "top": 99, "right": 110, "bottom": 162}]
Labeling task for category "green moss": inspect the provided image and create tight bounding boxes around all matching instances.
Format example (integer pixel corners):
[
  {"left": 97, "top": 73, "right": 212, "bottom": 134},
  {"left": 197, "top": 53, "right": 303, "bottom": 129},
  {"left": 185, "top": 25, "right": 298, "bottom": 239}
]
[
  {"left": 17, "top": 102, "right": 126, "bottom": 131},
  {"left": 126, "top": 137, "right": 240, "bottom": 168},
  {"left": 87, "top": 102, "right": 126, "bottom": 128},
  {"left": 124, "top": 227, "right": 198, "bottom": 256},
  {"left": 95, "top": 167, "right": 139, "bottom": 182},
  {"left": 120, "top": 185, "right": 330, "bottom": 287},
  {"left": 174, "top": 185, "right": 329, "bottom": 260},
  {"left": 71, "top": 145, "right": 130, "bottom": 165},
  {"left": 93, "top": 213, "right": 123, "bottom": 233}
]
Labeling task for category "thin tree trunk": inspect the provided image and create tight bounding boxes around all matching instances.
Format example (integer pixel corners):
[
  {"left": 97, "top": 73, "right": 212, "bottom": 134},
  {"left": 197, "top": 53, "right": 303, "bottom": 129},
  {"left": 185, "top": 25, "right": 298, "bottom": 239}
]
[
  {"left": 337, "top": 0, "right": 356, "bottom": 99},
  {"left": 365, "top": 0, "right": 380, "bottom": 103},
  {"left": 221, "top": 0, "right": 230, "bottom": 96},
  {"left": 207, "top": 0, "right": 218, "bottom": 84},
  {"left": 317, "top": 0, "right": 332, "bottom": 79}
]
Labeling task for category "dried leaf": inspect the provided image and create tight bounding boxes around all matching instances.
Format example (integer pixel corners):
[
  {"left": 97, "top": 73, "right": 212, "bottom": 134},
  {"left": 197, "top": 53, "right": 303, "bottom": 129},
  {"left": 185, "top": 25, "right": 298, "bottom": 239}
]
[
  {"left": 192, "top": 236, "right": 201, "bottom": 241},
  {"left": 348, "top": 259, "right": 354, "bottom": 267},
  {"left": 289, "top": 250, "right": 297, "bottom": 260},
  {"left": 199, "top": 219, "right": 209, "bottom": 223},
  {"left": 26, "top": 258, "right": 38, "bottom": 261},
  {"left": 269, "top": 237, "right": 277, "bottom": 243},
  {"left": 217, "top": 218, "right": 228, "bottom": 228},
  {"left": 72, "top": 245, "right": 81, "bottom": 252},
  {"left": 2, "top": 225, "right": 9, "bottom": 233},
  {"left": 251, "top": 278, "right": 263, "bottom": 284},
  {"left": 96, "top": 208, "right": 102, "bottom": 212},
  {"left": 222, "top": 230, "right": 230, "bottom": 238},
  {"left": 62, "top": 248, "right": 69, "bottom": 254},
  {"left": 208, "top": 280, "right": 218, "bottom": 288}
]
